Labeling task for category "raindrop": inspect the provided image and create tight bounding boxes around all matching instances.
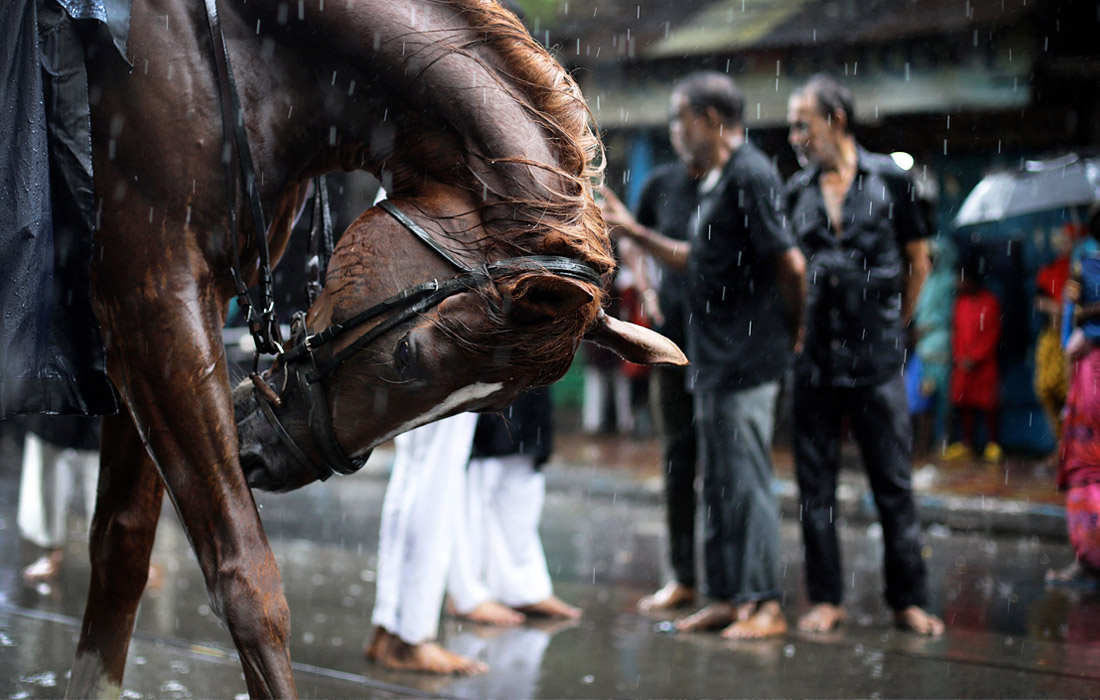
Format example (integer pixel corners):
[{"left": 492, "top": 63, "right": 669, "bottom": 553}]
[{"left": 582, "top": 675, "right": 595, "bottom": 684}]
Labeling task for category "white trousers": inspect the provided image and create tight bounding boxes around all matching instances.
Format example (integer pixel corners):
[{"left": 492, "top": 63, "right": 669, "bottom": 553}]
[
  {"left": 447, "top": 455, "right": 552, "bottom": 613},
  {"left": 371, "top": 413, "right": 477, "bottom": 645},
  {"left": 18, "top": 432, "right": 99, "bottom": 549},
  {"left": 582, "top": 366, "right": 634, "bottom": 434}
]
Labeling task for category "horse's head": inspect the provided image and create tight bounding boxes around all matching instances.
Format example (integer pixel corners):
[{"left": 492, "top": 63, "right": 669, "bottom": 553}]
[
  {"left": 229, "top": 0, "right": 686, "bottom": 491},
  {"left": 234, "top": 191, "right": 684, "bottom": 492}
]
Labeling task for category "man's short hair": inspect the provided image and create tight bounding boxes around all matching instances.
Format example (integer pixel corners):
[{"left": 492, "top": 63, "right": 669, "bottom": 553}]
[
  {"left": 796, "top": 74, "right": 856, "bottom": 131},
  {"left": 672, "top": 71, "right": 744, "bottom": 127}
]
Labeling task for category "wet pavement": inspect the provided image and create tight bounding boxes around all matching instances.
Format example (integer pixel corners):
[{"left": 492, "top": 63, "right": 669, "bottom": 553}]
[{"left": 2, "top": 425, "right": 1100, "bottom": 698}]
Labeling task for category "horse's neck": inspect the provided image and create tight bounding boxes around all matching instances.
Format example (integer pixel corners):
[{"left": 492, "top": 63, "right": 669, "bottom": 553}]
[{"left": 228, "top": 0, "right": 559, "bottom": 197}]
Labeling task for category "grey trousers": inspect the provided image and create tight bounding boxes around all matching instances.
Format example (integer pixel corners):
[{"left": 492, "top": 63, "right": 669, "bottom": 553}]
[
  {"left": 650, "top": 364, "right": 698, "bottom": 587},
  {"left": 694, "top": 382, "right": 782, "bottom": 603}
]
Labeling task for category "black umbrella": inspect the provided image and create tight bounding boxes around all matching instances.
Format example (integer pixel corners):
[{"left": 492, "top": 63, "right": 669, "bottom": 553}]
[{"left": 953, "top": 153, "right": 1100, "bottom": 228}]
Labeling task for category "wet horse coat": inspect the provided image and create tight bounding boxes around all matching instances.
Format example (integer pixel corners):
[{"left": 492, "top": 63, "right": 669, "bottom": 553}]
[{"left": 67, "top": 0, "right": 684, "bottom": 697}]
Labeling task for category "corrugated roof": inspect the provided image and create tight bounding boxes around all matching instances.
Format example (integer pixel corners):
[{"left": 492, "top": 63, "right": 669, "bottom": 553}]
[{"left": 542, "top": 0, "right": 1038, "bottom": 63}]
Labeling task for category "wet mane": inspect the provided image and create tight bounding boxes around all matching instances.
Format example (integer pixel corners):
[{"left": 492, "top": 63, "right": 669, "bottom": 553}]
[{"left": 388, "top": 0, "right": 614, "bottom": 384}]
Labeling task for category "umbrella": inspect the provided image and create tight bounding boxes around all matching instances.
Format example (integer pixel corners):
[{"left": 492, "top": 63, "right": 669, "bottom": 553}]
[{"left": 953, "top": 153, "right": 1100, "bottom": 228}]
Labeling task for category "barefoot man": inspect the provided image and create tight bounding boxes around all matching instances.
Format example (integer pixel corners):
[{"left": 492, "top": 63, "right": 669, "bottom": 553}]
[
  {"left": 447, "top": 390, "right": 582, "bottom": 627},
  {"left": 368, "top": 398, "right": 579, "bottom": 675},
  {"left": 785, "top": 74, "right": 944, "bottom": 636},
  {"left": 367, "top": 413, "right": 488, "bottom": 674},
  {"left": 604, "top": 72, "right": 806, "bottom": 640}
]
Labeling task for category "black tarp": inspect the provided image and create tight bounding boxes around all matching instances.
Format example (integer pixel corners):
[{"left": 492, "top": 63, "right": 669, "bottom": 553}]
[{"left": 1, "top": 0, "right": 130, "bottom": 418}]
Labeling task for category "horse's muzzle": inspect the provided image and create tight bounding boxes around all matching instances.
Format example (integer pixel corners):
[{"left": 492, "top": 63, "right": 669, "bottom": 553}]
[{"left": 233, "top": 379, "right": 303, "bottom": 492}]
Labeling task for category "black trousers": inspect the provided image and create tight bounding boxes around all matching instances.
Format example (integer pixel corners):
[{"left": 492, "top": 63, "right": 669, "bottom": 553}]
[
  {"left": 650, "top": 364, "right": 697, "bottom": 587},
  {"left": 793, "top": 373, "right": 929, "bottom": 609}
]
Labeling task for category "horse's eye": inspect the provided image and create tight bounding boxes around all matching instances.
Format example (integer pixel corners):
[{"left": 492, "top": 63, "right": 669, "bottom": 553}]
[{"left": 395, "top": 337, "right": 412, "bottom": 373}]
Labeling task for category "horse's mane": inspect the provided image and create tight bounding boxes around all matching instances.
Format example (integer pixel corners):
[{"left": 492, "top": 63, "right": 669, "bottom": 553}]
[{"left": 404, "top": 1, "right": 615, "bottom": 385}]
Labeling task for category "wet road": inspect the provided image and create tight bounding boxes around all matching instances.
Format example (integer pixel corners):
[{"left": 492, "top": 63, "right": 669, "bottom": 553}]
[{"left": 2, "top": 427, "right": 1099, "bottom": 698}]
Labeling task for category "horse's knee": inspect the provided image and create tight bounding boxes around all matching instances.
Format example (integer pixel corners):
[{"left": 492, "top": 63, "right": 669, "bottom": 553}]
[{"left": 210, "top": 562, "right": 291, "bottom": 649}]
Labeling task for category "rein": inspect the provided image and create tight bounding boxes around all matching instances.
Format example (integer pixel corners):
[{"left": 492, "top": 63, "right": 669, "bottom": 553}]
[
  {"left": 200, "top": 0, "right": 602, "bottom": 481},
  {"left": 268, "top": 201, "right": 601, "bottom": 480},
  {"left": 202, "top": 0, "right": 282, "bottom": 358}
]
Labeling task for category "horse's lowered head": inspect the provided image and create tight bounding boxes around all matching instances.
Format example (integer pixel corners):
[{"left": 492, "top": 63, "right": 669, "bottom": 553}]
[
  {"left": 229, "top": 0, "right": 686, "bottom": 491},
  {"left": 234, "top": 187, "right": 685, "bottom": 491}
]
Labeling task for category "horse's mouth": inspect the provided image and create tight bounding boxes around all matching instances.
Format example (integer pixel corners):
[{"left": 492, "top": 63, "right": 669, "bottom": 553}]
[{"left": 233, "top": 379, "right": 305, "bottom": 492}]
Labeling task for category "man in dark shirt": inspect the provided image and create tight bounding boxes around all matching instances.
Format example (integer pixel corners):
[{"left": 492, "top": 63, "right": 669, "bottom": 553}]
[
  {"left": 623, "top": 162, "right": 702, "bottom": 613},
  {"left": 785, "top": 74, "right": 943, "bottom": 636},
  {"left": 603, "top": 72, "right": 806, "bottom": 639}
]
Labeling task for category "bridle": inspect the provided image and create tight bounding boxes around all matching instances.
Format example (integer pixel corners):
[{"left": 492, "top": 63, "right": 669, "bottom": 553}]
[
  {"left": 257, "top": 200, "right": 601, "bottom": 480},
  {"left": 202, "top": 0, "right": 602, "bottom": 480}
]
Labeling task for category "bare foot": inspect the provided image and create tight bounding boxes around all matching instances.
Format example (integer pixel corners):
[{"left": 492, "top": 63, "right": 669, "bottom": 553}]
[
  {"left": 796, "top": 603, "right": 847, "bottom": 633},
  {"left": 1045, "top": 560, "right": 1100, "bottom": 585},
  {"left": 637, "top": 582, "right": 695, "bottom": 612},
  {"left": 721, "top": 600, "right": 788, "bottom": 640},
  {"left": 675, "top": 601, "right": 753, "bottom": 633},
  {"left": 457, "top": 601, "right": 526, "bottom": 627},
  {"left": 365, "top": 627, "right": 488, "bottom": 674},
  {"left": 515, "top": 595, "right": 582, "bottom": 620},
  {"left": 893, "top": 606, "right": 945, "bottom": 636},
  {"left": 22, "top": 549, "right": 64, "bottom": 584}
]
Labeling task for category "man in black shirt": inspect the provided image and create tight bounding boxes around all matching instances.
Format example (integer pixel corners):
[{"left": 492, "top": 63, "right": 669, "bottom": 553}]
[
  {"left": 623, "top": 162, "right": 701, "bottom": 613},
  {"left": 785, "top": 74, "right": 942, "bottom": 636},
  {"left": 603, "top": 72, "right": 805, "bottom": 639}
]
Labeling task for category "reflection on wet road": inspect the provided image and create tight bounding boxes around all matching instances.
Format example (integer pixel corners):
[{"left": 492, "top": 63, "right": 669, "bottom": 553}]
[{"left": 2, "top": 429, "right": 1098, "bottom": 698}]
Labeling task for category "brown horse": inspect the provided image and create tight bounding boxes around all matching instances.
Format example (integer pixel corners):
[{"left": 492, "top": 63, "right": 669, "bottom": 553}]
[{"left": 69, "top": 0, "right": 684, "bottom": 697}]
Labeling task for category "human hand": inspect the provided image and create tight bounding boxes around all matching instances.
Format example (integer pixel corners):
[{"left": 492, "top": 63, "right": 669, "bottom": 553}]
[
  {"left": 640, "top": 288, "right": 665, "bottom": 326},
  {"left": 1067, "top": 328, "right": 1091, "bottom": 360},
  {"left": 791, "top": 325, "right": 806, "bottom": 355},
  {"left": 1065, "top": 279, "right": 1082, "bottom": 304},
  {"left": 1034, "top": 295, "right": 1059, "bottom": 315},
  {"left": 598, "top": 185, "right": 636, "bottom": 237}
]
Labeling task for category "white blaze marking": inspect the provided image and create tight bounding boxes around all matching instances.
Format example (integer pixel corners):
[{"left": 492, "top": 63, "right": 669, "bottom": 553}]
[
  {"left": 370, "top": 382, "right": 504, "bottom": 449},
  {"left": 67, "top": 652, "right": 121, "bottom": 699}
]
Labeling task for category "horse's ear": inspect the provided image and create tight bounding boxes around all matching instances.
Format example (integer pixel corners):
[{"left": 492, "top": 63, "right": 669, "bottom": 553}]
[
  {"left": 504, "top": 274, "right": 595, "bottom": 324},
  {"left": 586, "top": 310, "right": 689, "bottom": 366}
]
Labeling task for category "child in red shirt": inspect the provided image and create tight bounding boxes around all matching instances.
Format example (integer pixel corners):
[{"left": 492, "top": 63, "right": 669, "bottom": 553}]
[{"left": 944, "top": 258, "right": 1002, "bottom": 463}]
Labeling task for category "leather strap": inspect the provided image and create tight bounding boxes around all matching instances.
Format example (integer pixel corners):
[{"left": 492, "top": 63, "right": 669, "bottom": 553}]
[{"left": 202, "top": 0, "right": 281, "bottom": 355}]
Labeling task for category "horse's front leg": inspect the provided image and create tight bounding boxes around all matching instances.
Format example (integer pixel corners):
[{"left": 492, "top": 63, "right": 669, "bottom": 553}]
[
  {"left": 93, "top": 290, "right": 297, "bottom": 699},
  {"left": 67, "top": 411, "right": 164, "bottom": 698}
]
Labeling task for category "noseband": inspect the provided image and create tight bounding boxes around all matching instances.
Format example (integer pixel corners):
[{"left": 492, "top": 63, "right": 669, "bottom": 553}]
[{"left": 255, "top": 200, "right": 603, "bottom": 481}]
